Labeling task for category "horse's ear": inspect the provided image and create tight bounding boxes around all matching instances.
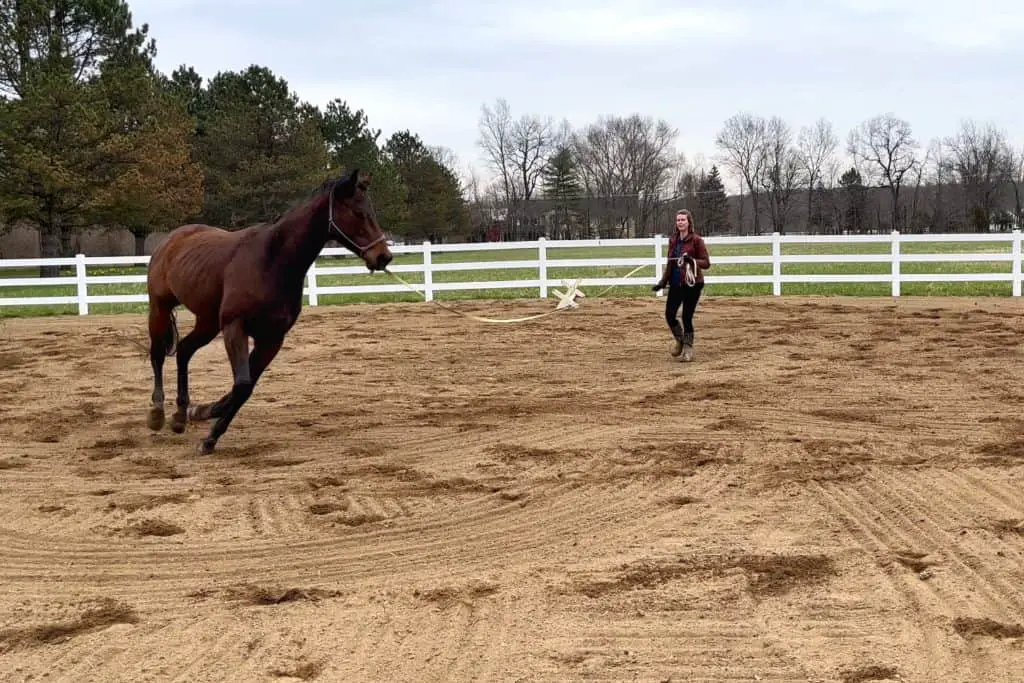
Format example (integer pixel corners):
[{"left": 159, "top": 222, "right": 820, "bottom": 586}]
[{"left": 338, "top": 168, "right": 359, "bottom": 198}]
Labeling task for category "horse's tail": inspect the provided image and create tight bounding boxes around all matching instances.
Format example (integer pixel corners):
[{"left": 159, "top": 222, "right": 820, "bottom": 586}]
[{"left": 164, "top": 310, "right": 180, "bottom": 357}]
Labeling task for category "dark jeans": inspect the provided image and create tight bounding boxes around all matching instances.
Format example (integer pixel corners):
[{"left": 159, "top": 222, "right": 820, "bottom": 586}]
[{"left": 664, "top": 282, "right": 704, "bottom": 335}]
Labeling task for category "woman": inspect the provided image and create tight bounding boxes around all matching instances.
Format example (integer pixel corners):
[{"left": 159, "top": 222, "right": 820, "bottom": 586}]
[{"left": 652, "top": 209, "right": 711, "bottom": 361}]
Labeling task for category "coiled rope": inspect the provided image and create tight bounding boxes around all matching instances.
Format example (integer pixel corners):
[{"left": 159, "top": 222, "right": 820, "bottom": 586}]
[{"left": 674, "top": 255, "right": 698, "bottom": 286}]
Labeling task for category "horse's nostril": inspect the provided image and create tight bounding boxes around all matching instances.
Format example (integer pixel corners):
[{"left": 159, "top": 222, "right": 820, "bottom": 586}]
[{"left": 377, "top": 253, "right": 393, "bottom": 270}]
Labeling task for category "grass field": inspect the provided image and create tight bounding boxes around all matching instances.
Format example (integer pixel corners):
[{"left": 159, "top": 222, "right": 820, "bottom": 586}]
[{"left": 0, "top": 238, "right": 1020, "bottom": 318}]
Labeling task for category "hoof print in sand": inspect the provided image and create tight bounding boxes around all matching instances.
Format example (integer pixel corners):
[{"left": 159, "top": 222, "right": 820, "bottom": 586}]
[
  {"left": 838, "top": 665, "right": 901, "bottom": 683},
  {"left": 0, "top": 598, "right": 138, "bottom": 651},
  {"left": 413, "top": 580, "right": 500, "bottom": 608},
  {"left": 123, "top": 518, "right": 185, "bottom": 537}
]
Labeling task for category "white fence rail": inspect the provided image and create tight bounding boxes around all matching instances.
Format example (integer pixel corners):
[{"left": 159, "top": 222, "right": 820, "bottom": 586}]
[{"left": 1, "top": 230, "right": 1022, "bottom": 314}]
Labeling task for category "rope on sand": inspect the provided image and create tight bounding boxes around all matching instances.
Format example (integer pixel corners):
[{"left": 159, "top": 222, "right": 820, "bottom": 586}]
[{"left": 384, "top": 264, "right": 652, "bottom": 324}]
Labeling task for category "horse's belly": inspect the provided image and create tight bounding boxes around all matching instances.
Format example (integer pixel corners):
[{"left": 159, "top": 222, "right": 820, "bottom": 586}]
[
  {"left": 172, "top": 280, "right": 223, "bottom": 319},
  {"left": 167, "top": 242, "right": 228, "bottom": 318}
]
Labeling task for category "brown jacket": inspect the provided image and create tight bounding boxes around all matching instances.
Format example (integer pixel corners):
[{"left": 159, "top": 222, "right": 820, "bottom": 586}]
[{"left": 658, "top": 232, "right": 711, "bottom": 287}]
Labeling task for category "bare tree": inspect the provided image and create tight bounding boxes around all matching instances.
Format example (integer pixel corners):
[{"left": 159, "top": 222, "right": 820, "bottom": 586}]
[
  {"left": 672, "top": 154, "right": 704, "bottom": 199},
  {"left": 572, "top": 114, "right": 681, "bottom": 237},
  {"left": 427, "top": 144, "right": 464, "bottom": 196},
  {"left": 1009, "top": 146, "right": 1024, "bottom": 224},
  {"left": 797, "top": 117, "right": 838, "bottom": 230},
  {"left": 463, "top": 164, "right": 497, "bottom": 231},
  {"left": 942, "top": 119, "right": 1014, "bottom": 231},
  {"left": 428, "top": 145, "right": 460, "bottom": 173},
  {"left": 511, "top": 112, "right": 557, "bottom": 205},
  {"left": 669, "top": 153, "right": 694, "bottom": 199},
  {"left": 906, "top": 140, "right": 932, "bottom": 232},
  {"left": 477, "top": 98, "right": 519, "bottom": 217},
  {"left": 476, "top": 98, "right": 557, "bottom": 238},
  {"left": 758, "top": 116, "right": 803, "bottom": 233},
  {"left": 460, "top": 162, "right": 482, "bottom": 202},
  {"left": 715, "top": 113, "right": 768, "bottom": 233},
  {"left": 847, "top": 113, "right": 920, "bottom": 231},
  {"left": 673, "top": 155, "right": 704, "bottom": 224},
  {"left": 921, "top": 138, "right": 956, "bottom": 232}
]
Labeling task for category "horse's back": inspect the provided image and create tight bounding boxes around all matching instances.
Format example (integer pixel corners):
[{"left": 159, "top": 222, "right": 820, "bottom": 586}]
[{"left": 148, "top": 224, "right": 248, "bottom": 318}]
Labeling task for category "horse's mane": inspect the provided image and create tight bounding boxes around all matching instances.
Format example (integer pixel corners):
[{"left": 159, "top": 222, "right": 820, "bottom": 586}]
[
  {"left": 312, "top": 169, "right": 357, "bottom": 200},
  {"left": 268, "top": 169, "right": 356, "bottom": 228}
]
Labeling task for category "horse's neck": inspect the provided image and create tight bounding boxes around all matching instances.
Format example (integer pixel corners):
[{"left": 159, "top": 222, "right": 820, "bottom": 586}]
[{"left": 269, "top": 204, "right": 330, "bottom": 285}]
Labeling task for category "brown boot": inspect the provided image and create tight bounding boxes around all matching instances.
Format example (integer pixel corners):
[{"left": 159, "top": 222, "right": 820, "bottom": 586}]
[
  {"left": 680, "top": 332, "right": 694, "bottom": 362},
  {"left": 669, "top": 323, "right": 684, "bottom": 357}
]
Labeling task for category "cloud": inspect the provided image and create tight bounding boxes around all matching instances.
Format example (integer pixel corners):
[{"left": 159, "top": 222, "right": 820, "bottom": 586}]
[
  {"left": 481, "top": 3, "right": 751, "bottom": 47},
  {"left": 296, "top": 82, "right": 462, "bottom": 132},
  {"left": 125, "top": 0, "right": 1024, "bottom": 193},
  {"left": 913, "top": 13, "right": 1024, "bottom": 50},
  {"left": 818, "top": 0, "right": 1024, "bottom": 49}
]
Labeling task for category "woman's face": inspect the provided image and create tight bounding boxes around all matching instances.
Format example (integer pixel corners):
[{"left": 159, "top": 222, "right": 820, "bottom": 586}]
[{"left": 675, "top": 213, "right": 690, "bottom": 234}]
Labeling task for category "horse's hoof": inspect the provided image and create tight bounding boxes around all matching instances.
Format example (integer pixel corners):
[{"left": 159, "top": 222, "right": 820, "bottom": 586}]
[
  {"left": 187, "top": 404, "right": 207, "bottom": 423},
  {"left": 196, "top": 439, "right": 216, "bottom": 455},
  {"left": 170, "top": 417, "right": 187, "bottom": 434},
  {"left": 147, "top": 407, "right": 165, "bottom": 431}
]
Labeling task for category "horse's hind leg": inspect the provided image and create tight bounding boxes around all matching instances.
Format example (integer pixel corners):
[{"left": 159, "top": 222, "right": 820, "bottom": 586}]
[
  {"left": 170, "top": 316, "right": 220, "bottom": 433},
  {"left": 147, "top": 304, "right": 174, "bottom": 431}
]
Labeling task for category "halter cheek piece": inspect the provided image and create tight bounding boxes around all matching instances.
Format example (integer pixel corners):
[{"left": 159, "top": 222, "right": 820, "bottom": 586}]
[{"left": 327, "top": 179, "right": 387, "bottom": 256}]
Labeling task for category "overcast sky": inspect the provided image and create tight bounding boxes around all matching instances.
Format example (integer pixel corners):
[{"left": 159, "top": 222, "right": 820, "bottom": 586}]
[{"left": 130, "top": 0, "right": 1023, "bottom": 192}]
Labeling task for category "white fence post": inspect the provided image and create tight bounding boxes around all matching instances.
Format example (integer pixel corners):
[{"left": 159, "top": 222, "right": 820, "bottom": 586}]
[
  {"left": 538, "top": 237, "right": 548, "bottom": 298},
  {"left": 1013, "top": 229, "right": 1021, "bottom": 297},
  {"left": 891, "top": 230, "right": 901, "bottom": 297},
  {"left": 422, "top": 240, "right": 433, "bottom": 302},
  {"left": 654, "top": 234, "right": 664, "bottom": 297},
  {"left": 307, "top": 259, "right": 319, "bottom": 306},
  {"left": 772, "top": 232, "right": 782, "bottom": 296},
  {"left": 75, "top": 253, "right": 88, "bottom": 315}
]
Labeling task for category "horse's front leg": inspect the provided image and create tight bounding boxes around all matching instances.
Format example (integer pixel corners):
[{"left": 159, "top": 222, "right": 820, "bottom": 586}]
[{"left": 197, "top": 324, "right": 282, "bottom": 455}]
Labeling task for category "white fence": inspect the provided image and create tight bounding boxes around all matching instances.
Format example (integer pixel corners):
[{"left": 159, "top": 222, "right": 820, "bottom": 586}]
[{"left": 1, "top": 230, "right": 1022, "bottom": 315}]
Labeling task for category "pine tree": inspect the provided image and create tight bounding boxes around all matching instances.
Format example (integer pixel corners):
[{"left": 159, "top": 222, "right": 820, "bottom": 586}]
[
  {"left": 383, "top": 130, "right": 467, "bottom": 242},
  {"left": 317, "top": 99, "right": 406, "bottom": 232},
  {"left": 0, "top": 0, "right": 202, "bottom": 272},
  {"left": 541, "top": 146, "right": 582, "bottom": 200},
  {"left": 540, "top": 145, "right": 582, "bottom": 238},
  {"left": 193, "top": 66, "right": 329, "bottom": 227},
  {"left": 839, "top": 167, "right": 868, "bottom": 233},
  {"left": 808, "top": 179, "right": 831, "bottom": 233},
  {"left": 697, "top": 165, "right": 730, "bottom": 234}
]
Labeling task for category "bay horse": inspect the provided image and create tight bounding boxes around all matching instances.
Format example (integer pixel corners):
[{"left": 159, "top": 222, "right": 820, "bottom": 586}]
[{"left": 145, "top": 168, "right": 392, "bottom": 455}]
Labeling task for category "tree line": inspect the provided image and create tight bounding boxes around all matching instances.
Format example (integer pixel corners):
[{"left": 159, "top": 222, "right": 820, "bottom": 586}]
[
  {"left": 0, "top": 0, "right": 468, "bottom": 275},
  {"left": 3, "top": 1, "right": 1023, "bottom": 274},
  {"left": 472, "top": 99, "right": 1024, "bottom": 241}
]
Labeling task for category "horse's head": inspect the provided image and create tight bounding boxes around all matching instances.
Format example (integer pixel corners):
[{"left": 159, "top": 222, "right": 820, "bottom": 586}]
[{"left": 326, "top": 169, "right": 393, "bottom": 272}]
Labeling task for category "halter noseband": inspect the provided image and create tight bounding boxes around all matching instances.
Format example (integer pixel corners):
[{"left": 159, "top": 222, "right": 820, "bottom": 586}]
[{"left": 327, "top": 179, "right": 387, "bottom": 256}]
